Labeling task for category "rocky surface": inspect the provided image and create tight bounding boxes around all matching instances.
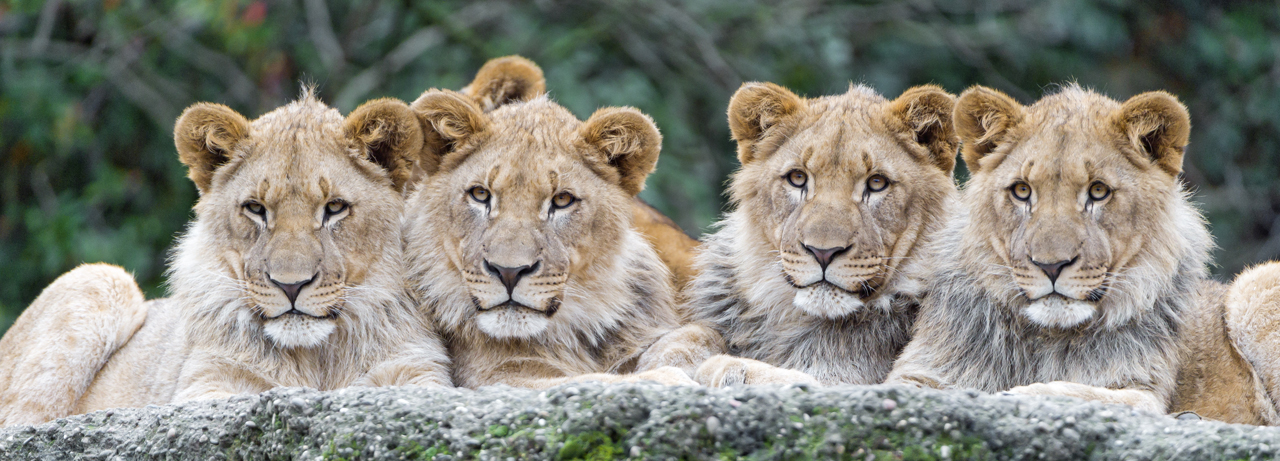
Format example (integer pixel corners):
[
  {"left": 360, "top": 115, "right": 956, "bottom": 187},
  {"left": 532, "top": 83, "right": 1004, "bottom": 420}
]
[{"left": 1, "top": 383, "right": 1279, "bottom": 460}]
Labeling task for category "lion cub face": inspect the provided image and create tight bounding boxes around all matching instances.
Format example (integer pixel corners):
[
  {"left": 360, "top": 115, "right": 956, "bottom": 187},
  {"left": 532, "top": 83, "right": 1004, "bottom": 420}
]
[
  {"left": 410, "top": 91, "right": 660, "bottom": 339},
  {"left": 174, "top": 94, "right": 424, "bottom": 348},
  {"left": 955, "top": 85, "right": 1194, "bottom": 329},
  {"left": 727, "top": 83, "right": 957, "bottom": 319}
]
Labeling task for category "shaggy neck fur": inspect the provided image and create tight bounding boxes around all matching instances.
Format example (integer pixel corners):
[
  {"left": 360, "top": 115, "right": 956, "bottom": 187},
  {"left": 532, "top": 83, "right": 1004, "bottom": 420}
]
[
  {"left": 407, "top": 216, "right": 679, "bottom": 389},
  {"left": 167, "top": 217, "right": 437, "bottom": 390},
  {"left": 892, "top": 189, "right": 1212, "bottom": 398},
  {"left": 688, "top": 212, "right": 923, "bottom": 385}
]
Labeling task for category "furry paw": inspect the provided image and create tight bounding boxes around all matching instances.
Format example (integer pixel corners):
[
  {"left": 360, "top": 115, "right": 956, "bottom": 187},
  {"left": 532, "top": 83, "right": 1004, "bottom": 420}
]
[
  {"left": 1005, "top": 382, "right": 1060, "bottom": 396},
  {"left": 626, "top": 366, "right": 698, "bottom": 386},
  {"left": 636, "top": 325, "right": 723, "bottom": 377},
  {"left": 694, "top": 355, "right": 821, "bottom": 387}
]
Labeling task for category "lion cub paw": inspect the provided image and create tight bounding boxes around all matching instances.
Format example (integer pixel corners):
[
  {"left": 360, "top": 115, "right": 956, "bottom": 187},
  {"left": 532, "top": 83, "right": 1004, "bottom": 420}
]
[
  {"left": 1005, "top": 382, "right": 1063, "bottom": 396},
  {"left": 625, "top": 366, "right": 698, "bottom": 386},
  {"left": 694, "top": 355, "right": 821, "bottom": 387}
]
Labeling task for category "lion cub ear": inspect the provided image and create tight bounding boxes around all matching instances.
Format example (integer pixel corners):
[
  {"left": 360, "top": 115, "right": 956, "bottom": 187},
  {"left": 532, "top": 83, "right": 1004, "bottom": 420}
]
[
  {"left": 578, "top": 107, "right": 662, "bottom": 196},
  {"left": 1112, "top": 91, "right": 1190, "bottom": 177},
  {"left": 954, "top": 86, "right": 1025, "bottom": 172},
  {"left": 727, "top": 82, "right": 805, "bottom": 165},
  {"left": 343, "top": 98, "right": 425, "bottom": 194},
  {"left": 885, "top": 85, "right": 959, "bottom": 173},
  {"left": 461, "top": 55, "right": 547, "bottom": 112},
  {"left": 410, "top": 89, "right": 490, "bottom": 176},
  {"left": 174, "top": 103, "right": 251, "bottom": 194}
]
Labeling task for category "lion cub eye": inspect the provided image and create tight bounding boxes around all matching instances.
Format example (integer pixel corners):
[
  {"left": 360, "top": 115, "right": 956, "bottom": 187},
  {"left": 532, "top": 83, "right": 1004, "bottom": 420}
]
[
  {"left": 468, "top": 186, "right": 491, "bottom": 203},
  {"left": 325, "top": 200, "right": 348, "bottom": 216},
  {"left": 552, "top": 191, "right": 577, "bottom": 209},
  {"left": 1010, "top": 182, "right": 1032, "bottom": 201},
  {"left": 786, "top": 170, "right": 808, "bottom": 188},
  {"left": 1088, "top": 182, "right": 1111, "bottom": 201},
  {"left": 243, "top": 201, "right": 266, "bottom": 216},
  {"left": 866, "top": 174, "right": 889, "bottom": 192}
]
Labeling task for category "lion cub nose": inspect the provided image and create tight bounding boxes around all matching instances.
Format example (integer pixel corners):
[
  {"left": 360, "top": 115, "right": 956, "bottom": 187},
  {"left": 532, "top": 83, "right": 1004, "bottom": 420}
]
[
  {"left": 803, "top": 245, "right": 851, "bottom": 271},
  {"left": 484, "top": 261, "right": 541, "bottom": 296},
  {"left": 270, "top": 275, "right": 315, "bottom": 306},
  {"left": 1032, "top": 258, "right": 1076, "bottom": 284}
]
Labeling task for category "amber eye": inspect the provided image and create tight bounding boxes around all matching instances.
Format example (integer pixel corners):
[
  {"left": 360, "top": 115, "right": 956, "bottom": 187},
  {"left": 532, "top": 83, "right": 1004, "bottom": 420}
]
[
  {"left": 243, "top": 201, "right": 266, "bottom": 216},
  {"left": 786, "top": 170, "right": 808, "bottom": 188},
  {"left": 1010, "top": 182, "right": 1032, "bottom": 201},
  {"left": 866, "top": 174, "right": 889, "bottom": 192},
  {"left": 552, "top": 191, "right": 577, "bottom": 209},
  {"left": 469, "top": 186, "right": 491, "bottom": 203},
  {"left": 325, "top": 200, "right": 348, "bottom": 216},
  {"left": 1088, "top": 182, "right": 1111, "bottom": 201}
]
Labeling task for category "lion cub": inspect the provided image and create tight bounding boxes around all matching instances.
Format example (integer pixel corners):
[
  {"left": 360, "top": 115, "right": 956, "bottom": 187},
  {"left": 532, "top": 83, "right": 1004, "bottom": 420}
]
[
  {"left": 448, "top": 55, "right": 701, "bottom": 290},
  {"left": 0, "top": 92, "right": 450, "bottom": 426},
  {"left": 404, "top": 83, "right": 694, "bottom": 389},
  {"left": 643, "top": 82, "right": 960, "bottom": 386},
  {"left": 888, "top": 85, "right": 1279, "bottom": 425}
]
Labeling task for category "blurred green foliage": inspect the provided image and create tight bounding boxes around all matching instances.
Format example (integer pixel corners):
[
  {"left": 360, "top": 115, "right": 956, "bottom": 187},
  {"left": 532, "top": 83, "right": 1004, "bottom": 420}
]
[{"left": 2, "top": 0, "right": 1278, "bottom": 334}]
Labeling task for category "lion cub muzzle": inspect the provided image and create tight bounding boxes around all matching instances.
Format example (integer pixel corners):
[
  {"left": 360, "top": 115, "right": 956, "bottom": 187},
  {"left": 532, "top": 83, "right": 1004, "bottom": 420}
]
[
  {"left": 1015, "top": 220, "right": 1109, "bottom": 329},
  {"left": 781, "top": 224, "right": 888, "bottom": 319},
  {"left": 470, "top": 250, "right": 566, "bottom": 339}
]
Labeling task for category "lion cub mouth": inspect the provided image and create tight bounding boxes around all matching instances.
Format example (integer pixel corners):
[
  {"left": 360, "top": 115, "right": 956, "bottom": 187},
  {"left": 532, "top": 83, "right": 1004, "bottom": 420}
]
[
  {"left": 803, "top": 280, "right": 877, "bottom": 300},
  {"left": 475, "top": 298, "right": 560, "bottom": 317},
  {"left": 261, "top": 307, "right": 339, "bottom": 320}
]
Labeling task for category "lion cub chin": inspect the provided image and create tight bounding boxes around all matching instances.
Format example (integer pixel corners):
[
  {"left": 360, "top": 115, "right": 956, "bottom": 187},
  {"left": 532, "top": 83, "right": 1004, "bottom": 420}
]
[
  {"left": 641, "top": 82, "right": 960, "bottom": 387},
  {"left": 1023, "top": 295, "right": 1097, "bottom": 329},
  {"left": 262, "top": 314, "right": 338, "bottom": 348},
  {"left": 792, "top": 284, "right": 886, "bottom": 319},
  {"left": 0, "top": 91, "right": 451, "bottom": 427},
  {"left": 473, "top": 305, "right": 551, "bottom": 339},
  {"left": 404, "top": 57, "right": 693, "bottom": 390}
]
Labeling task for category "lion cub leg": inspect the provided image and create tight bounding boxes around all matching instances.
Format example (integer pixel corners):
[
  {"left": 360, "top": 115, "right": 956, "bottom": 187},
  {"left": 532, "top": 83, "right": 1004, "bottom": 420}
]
[
  {"left": 636, "top": 323, "right": 725, "bottom": 378},
  {"left": 1226, "top": 261, "right": 1280, "bottom": 415},
  {"left": 1006, "top": 381, "right": 1165, "bottom": 414},
  {"left": 0, "top": 264, "right": 147, "bottom": 426},
  {"left": 694, "top": 355, "right": 822, "bottom": 387}
]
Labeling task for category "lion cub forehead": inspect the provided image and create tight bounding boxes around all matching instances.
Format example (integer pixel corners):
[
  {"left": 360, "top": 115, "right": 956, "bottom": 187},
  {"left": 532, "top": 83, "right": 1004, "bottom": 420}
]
[
  {"left": 783, "top": 91, "right": 908, "bottom": 175},
  {"left": 232, "top": 98, "right": 371, "bottom": 201},
  {"left": 1012, "top": 87, "right": 1135, "bottom": 178}
]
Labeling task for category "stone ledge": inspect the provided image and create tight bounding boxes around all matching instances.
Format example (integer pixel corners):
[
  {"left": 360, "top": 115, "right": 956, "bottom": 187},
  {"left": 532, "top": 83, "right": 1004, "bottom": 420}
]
[{"left": 1, "top": 383, "right": 1278, "bottom": 460}]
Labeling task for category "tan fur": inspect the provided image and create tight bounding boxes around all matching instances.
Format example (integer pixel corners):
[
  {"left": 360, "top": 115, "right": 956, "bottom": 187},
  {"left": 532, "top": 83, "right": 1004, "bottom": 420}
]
[
  {"left": 1225, "top": 262, "right": 1280, "bottom": 421},
  {"left": 0, "top": 93, "right": 450, "bottom": 426},
  {"left": 647, "top": 82, "right": 959, "bottom": 386},
  {"left": 630, "top": 198, "right": 701, "bottom": 291},
  {"left": 406, "top": 88, "right": 693, "bottom": 389},
  {"left": 888, "top": 84, "right": 1274, "bottom": 425},
  {"left": 0, "top": 264, "right": 146, "bottom": 426}
]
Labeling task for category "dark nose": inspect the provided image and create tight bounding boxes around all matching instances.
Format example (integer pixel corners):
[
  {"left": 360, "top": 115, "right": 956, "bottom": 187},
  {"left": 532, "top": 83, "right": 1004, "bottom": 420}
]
[
  {"left": 1032, "top": 258, "right": 1076, "bottom": 284},
  {"left": 804, "top": 245, "right": 851, "bottom": 272},
  {"left": 484, "top": 261, "right": 540, "bottom": 296},
  {"left": 270, "top": 275, "right": 315, "bottom": 306}
]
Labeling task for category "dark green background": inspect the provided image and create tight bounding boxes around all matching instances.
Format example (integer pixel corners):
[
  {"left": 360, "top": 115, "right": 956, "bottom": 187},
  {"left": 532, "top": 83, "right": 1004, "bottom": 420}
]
[{"left": 2, "top": 0, "right": 1278, "bottom": 334}]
